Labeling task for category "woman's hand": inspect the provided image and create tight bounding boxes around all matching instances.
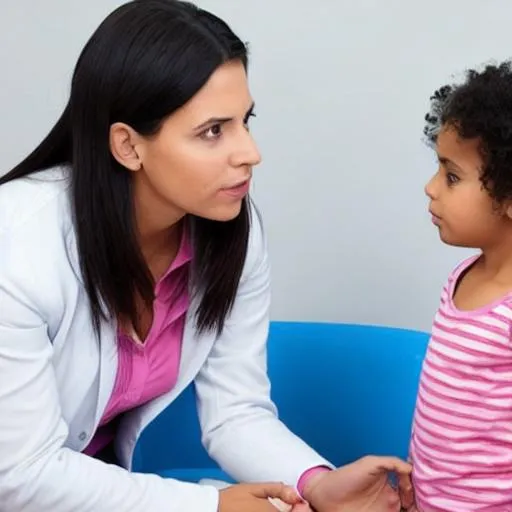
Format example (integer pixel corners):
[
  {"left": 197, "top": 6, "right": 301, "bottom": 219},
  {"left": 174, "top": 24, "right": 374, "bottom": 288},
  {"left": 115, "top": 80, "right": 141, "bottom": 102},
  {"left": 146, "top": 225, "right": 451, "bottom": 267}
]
[
  {"left": 302, "top": 456, "right": 413, "bottom": 511},
  {"left": 218, "top": 482, "right": 305, "bottom": 512}
]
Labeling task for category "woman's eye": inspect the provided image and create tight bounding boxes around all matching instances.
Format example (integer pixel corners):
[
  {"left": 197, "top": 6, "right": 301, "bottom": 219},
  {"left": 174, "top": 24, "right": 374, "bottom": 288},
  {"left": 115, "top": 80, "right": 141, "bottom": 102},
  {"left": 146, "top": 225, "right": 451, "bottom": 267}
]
[{"left": 201, "top": 124, "right": 223, "bottom": 141}]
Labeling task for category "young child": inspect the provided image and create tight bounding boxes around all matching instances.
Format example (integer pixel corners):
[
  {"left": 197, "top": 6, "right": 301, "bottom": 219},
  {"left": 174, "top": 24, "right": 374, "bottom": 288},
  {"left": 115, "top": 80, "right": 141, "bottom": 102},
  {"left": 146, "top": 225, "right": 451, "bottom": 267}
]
[{"left": 408, "top": 61, "right": 512, "bottom": 511}]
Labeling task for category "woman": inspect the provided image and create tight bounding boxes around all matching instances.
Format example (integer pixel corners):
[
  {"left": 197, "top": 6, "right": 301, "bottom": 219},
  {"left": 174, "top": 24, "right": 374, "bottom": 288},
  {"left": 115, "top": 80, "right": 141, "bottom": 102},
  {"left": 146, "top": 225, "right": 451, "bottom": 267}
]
[{"left": 0, "top": 1, "right": 412, "bottom": 510}]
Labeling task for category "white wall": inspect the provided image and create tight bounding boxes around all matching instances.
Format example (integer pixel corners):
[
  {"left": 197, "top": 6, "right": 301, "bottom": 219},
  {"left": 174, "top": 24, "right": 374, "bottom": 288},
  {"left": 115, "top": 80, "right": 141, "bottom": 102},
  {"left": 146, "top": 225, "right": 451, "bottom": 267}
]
[{"left": 1, "top": 1, "right": 511, "bottom": 332}]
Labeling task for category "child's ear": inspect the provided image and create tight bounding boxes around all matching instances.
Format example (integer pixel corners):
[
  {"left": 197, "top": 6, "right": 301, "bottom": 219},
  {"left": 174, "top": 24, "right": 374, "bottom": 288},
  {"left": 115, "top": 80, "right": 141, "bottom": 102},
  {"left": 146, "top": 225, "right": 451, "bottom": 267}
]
[{"left": 505, "top": 202, "right": 512, "bottom": 220}]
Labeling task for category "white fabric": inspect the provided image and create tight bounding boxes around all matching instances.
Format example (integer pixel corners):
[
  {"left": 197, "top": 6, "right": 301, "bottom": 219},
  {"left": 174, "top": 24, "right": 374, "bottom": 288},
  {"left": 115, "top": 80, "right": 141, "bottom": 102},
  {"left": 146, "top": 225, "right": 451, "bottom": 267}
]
[{"left": 0, "top": 168, "right": 331, "bottom": 511}]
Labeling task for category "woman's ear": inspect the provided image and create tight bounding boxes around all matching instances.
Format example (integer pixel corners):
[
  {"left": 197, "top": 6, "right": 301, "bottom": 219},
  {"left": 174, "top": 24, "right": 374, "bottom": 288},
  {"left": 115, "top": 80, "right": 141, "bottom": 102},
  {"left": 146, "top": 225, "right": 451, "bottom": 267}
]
[{"left": 109, "top": 122, "right": 143, "bottom": 171}]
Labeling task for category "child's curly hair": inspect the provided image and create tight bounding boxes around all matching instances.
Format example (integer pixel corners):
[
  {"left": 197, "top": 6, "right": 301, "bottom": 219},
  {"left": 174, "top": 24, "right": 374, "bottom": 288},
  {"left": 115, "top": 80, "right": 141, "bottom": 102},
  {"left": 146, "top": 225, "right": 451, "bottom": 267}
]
[{"left": 424, "top": 61, "right": 512, "bottom": 204}]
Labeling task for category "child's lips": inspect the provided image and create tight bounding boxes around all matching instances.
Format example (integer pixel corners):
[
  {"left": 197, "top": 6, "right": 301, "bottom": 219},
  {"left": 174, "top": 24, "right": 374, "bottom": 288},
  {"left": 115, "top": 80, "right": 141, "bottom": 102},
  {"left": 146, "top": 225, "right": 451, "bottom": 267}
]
[{"left": 429, "top": 210, "right": 442, "bottom": 225}]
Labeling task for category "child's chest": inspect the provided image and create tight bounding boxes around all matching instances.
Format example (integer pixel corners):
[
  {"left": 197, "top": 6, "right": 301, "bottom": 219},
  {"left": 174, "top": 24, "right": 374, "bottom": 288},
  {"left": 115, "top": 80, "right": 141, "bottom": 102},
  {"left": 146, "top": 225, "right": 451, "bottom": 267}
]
[{"left": 424, "top": 309, "right": 512, "bottom": 402}]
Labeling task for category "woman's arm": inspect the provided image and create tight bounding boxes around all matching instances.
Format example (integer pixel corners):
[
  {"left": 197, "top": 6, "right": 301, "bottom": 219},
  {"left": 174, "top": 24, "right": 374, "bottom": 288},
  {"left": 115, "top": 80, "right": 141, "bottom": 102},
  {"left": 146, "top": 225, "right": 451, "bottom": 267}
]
[
  {"left": 195, "top": 207, "right": 333, "bottom": 486},
  {"left": 0, "top": 229, "right": 219, "bottom": 512}
]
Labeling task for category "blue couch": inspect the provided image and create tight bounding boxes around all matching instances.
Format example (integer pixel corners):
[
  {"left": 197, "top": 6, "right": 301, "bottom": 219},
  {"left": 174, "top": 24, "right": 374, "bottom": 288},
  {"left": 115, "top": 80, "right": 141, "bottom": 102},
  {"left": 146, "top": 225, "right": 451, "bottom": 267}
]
[{"left": 132, "top": 322, "right": 429, "bottom": 483}]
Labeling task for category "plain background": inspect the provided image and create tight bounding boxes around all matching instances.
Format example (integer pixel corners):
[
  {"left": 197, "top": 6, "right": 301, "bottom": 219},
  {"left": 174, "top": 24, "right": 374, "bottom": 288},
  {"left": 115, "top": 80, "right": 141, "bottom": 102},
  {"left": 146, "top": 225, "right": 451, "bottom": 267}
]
[{"left": 2, "top": 1, "right": 511, "bottom": 332}]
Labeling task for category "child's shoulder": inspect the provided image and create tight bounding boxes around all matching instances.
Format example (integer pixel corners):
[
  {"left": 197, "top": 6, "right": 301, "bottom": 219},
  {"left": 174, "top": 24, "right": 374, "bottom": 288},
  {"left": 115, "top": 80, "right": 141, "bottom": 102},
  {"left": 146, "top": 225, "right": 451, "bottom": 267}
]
[
  {"left": 445, "top": 254, "right": 480, "bottom": 285},
  {"left": 436, "top": 254, "right": 480, "bottom": 308},
  {"left": 440, "top": 253, "right": 512, "bottom": 318}
]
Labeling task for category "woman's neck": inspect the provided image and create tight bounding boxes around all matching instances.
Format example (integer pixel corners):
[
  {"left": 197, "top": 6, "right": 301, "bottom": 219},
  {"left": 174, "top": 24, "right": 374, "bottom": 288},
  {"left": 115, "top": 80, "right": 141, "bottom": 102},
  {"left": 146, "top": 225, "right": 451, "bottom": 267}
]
[{"left": 133, "top": 181, "right": 185, "bottom": 280}]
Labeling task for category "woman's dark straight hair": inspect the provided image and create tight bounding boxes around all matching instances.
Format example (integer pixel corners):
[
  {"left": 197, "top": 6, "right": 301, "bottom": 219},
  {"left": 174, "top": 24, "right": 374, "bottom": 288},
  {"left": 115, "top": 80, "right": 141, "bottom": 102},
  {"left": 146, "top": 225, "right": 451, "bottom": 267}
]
[{"left": 0, "top": 0, "right": 251, "bottom": 336}]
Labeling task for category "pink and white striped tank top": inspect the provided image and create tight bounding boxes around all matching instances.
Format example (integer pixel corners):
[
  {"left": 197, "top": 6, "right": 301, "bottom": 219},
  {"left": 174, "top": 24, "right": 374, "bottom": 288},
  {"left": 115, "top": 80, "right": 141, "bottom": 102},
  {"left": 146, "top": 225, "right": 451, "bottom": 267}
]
[{"left": 410, "top": 255, "right": 512, "bottom": 512}]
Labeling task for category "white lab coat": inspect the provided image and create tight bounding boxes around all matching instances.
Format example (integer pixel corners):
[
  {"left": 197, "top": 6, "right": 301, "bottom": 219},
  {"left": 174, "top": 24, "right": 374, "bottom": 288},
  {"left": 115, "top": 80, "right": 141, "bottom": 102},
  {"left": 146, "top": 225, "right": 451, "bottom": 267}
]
[{"left": 0, "top": 168, "right": 331, "bottom": 511}]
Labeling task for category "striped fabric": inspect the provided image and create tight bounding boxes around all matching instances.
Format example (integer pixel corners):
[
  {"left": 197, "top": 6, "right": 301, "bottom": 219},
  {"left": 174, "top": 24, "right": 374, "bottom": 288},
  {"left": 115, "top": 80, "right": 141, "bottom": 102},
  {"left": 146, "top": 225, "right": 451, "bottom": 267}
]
[{"left": 410, "top": 255, "right": 512, "bottom": 511}]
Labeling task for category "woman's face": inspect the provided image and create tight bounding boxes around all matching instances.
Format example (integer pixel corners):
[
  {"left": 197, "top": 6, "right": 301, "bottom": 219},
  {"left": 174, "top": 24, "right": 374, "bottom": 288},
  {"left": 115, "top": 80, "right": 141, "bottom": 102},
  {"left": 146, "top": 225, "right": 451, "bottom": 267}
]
[{"left": 116, "top": 59, "right": 261, "bottom": 231}]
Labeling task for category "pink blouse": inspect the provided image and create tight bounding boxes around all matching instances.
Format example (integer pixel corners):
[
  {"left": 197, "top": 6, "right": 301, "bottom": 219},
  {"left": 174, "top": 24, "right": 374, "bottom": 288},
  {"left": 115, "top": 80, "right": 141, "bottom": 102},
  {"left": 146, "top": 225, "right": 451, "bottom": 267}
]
[
  {"left": 84, "top": 230, "right": 191, "bottom": 456},
  {"left": 82, "top": 227, "right": 327, "bottom": 491}
]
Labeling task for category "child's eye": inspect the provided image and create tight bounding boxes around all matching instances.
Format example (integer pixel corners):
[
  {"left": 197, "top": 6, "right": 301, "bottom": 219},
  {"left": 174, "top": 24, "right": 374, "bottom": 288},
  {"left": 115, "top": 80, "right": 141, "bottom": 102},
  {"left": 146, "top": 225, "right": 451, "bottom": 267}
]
[
  {"left": 200, "top": 124, "right": 223, "bottom": 141},
  {"left": 447, "top": 172, "right": 459, "bottom": 185}
]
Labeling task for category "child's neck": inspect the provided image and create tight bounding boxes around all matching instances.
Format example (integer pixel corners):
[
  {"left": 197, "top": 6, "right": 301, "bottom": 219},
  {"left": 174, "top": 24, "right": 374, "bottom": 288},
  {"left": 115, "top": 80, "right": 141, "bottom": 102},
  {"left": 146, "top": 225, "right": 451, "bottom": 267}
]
[{"left": 479, "top": 236, "right": 512, "bottom": 282}]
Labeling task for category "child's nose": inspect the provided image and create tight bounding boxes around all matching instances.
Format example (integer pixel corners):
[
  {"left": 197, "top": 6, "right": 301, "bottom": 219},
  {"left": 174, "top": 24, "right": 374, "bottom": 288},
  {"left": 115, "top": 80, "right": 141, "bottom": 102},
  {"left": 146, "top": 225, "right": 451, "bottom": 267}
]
[{"left": 424, "top": 172, "right": 438, "bottom": 199}]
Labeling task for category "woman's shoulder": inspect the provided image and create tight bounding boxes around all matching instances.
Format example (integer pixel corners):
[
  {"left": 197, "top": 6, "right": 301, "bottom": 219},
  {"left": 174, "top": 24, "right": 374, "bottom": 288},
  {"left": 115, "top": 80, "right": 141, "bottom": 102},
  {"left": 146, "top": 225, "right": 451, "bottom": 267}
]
[
  {"left": 241, "top": 200, "right": 268, "bottom": 280},
  {"left": 0, "top": 167, "right": 80, "bottom": 319},
  {"left": 247, "top": 199, "right": 266, "bottom": 246},
  {"left": 0, "top": 166, "right": 72, "bottom": 238}
]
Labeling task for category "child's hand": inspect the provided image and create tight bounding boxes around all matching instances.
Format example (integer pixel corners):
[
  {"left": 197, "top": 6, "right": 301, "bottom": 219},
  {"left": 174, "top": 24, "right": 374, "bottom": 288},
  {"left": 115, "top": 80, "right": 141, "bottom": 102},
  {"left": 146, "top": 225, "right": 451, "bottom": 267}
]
[
  {"left": 399, "top": 455, "right": 415, "bottom": 511},
  {"left": 398, "top": 472, "right": 414, "bottom": 510},
  {"left": 302, "top": 455, "right": 412, "bottom": 511}
]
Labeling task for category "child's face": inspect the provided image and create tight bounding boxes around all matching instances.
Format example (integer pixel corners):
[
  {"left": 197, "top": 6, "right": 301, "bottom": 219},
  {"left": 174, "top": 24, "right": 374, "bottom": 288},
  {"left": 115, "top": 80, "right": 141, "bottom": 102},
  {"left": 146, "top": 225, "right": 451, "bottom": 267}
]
[{"left": 424, "top": 125, "right": 508, "bottom": 248}]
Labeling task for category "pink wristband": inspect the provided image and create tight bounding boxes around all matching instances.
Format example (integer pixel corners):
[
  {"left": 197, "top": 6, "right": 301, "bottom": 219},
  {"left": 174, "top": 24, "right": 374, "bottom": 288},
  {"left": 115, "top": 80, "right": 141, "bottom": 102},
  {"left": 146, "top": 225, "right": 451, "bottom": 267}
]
[{"left": 297, "top": 465, "right": 331, "bottom": 497}]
